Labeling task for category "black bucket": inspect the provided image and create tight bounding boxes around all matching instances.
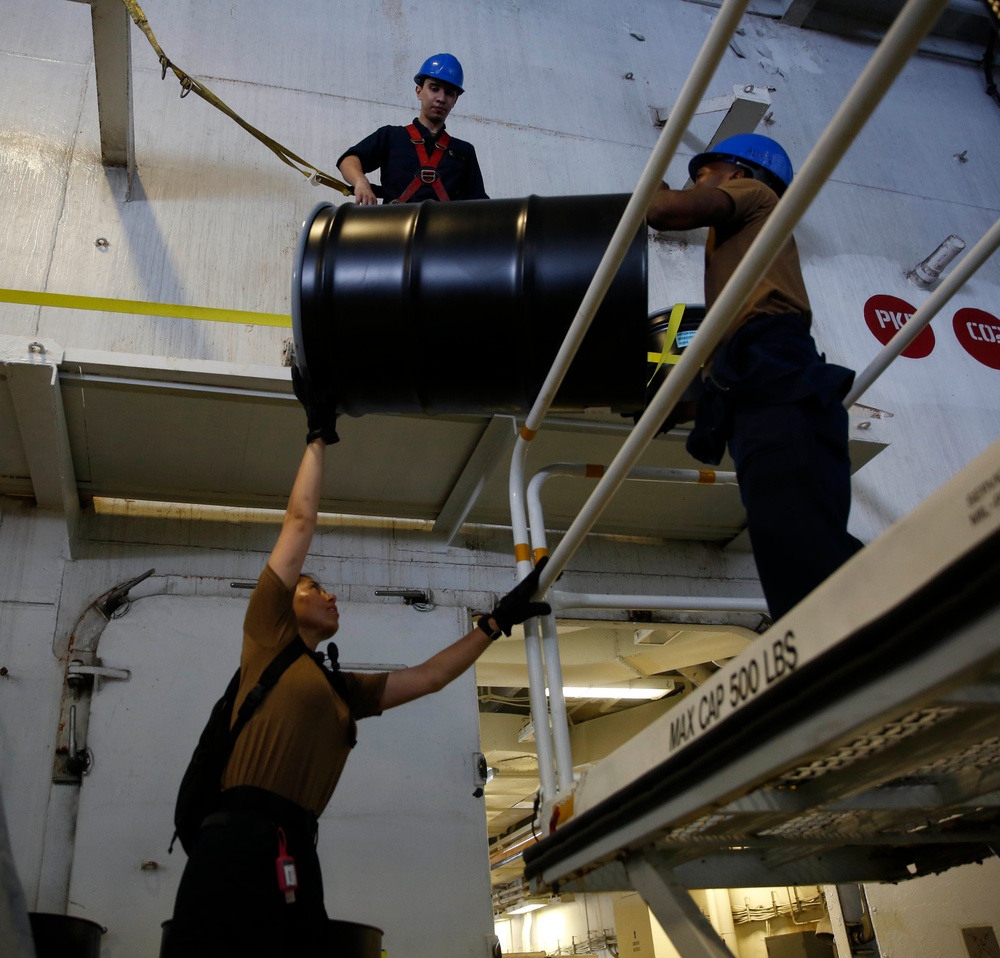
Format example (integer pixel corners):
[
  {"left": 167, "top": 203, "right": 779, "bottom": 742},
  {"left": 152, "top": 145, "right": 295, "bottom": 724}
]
[
  {"left": 292, "top": 194, "right": 648, "bottom": 416},
  {"left": 328, "top": 919, "right": 383, "bottom": 958},
  {"left": 29, "top": 912, "right": 104, "bottom": 958},
  {"left": 159, "top": 917, "right": 383, "bottom": 957}
]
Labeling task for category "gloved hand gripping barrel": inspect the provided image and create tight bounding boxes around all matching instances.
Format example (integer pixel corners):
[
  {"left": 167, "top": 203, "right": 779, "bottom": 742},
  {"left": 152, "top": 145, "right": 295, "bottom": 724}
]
[{"left": 291, "top": 194, "right": 648, "bottom": 417}]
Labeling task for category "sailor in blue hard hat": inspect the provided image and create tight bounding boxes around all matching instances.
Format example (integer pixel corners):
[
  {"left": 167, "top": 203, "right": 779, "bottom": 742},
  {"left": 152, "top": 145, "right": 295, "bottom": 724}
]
[
  {"left": 687, "top": 132, "right": 794, "bottom": 196},
  {"left": 337, "top": 53, "right": 488, "bottom": 205},
  {"left": 646, "top": 132, "right": 863, "bottom": 623}
]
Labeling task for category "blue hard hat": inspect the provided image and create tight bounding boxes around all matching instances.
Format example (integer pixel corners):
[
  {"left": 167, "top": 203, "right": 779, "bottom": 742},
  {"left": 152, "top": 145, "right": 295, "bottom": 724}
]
[
  {"left": 414, "top": 53, "right": 465, "bottom": 94},
  {"left": 689, "top": 133, "right": 793, "bottom": 196}
]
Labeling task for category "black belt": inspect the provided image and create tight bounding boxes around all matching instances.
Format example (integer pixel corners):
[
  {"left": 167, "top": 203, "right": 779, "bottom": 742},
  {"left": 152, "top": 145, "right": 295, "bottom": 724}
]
[{"left": 203, "top": 786, "right": 319, "bottom": 841}]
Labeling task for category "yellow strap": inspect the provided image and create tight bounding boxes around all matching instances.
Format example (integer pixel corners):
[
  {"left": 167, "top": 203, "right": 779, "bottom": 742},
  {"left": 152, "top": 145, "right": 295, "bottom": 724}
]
[
  {"left": 646, "top": 303, "right": 686, "bottom": 385},
  {"left": 514, "top": 543, "right": 532, "bottom": 563},
  {"left": 0, "top": 288, "right": 291, "bottom": 328},
  {"left": 119, "top": 0, "right": 351, "bottom": 196}
]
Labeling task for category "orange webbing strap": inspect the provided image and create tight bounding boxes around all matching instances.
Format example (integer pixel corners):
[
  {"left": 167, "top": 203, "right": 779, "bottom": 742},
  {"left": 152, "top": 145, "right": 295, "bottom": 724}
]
[
  {"left": 119, "top": 0, "right": 351, "bottom": 196},
  {"left": 395, "top": 125, "right": 452, "bottom": 203}
]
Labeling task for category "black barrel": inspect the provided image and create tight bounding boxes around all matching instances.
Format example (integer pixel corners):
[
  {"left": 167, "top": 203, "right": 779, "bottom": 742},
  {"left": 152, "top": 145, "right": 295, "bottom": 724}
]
[
  {"left": 160, "top": 917, "right": 382, "bottom": 957},
  {"left": 292, "top": 194, "right": 648, "bottom": 416},
  {"left": 29, "top": 913, "right": 104, "bottom": 958}
]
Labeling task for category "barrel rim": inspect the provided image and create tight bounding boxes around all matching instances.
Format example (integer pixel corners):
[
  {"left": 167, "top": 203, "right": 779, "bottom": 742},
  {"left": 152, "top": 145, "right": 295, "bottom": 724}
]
[{"left": 292, "top": 201, "right": 336, "bottom": 380}]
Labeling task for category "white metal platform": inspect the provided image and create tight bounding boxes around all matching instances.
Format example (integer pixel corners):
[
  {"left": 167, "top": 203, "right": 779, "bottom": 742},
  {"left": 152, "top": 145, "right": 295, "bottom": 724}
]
[
  {"left": 523, "top": 438, "right": 1000, "bottom": 945},
  {"left": 0, "top": 336, "right": 889, "bottom": 544}
]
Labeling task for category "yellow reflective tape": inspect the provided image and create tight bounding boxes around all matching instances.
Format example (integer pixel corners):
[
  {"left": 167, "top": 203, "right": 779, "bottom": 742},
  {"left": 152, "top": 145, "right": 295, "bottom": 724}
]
[
  {"left": 698, "top": 470, "right": 716, "bottom": 484},
  {"left": 520, "top": 426, "right": 538, "bottom": 441},
  {"left": 584, "top": 464, "right": 605, "bottom": 478},
  {"left": 0, "top": 288, "right": 291, "bottom": 328},
  {"left": 514, "top": 543, "right": 532, "bottom": 562},
  {"left": 532, "top": 547, "right": 549, "bottom": 564}
]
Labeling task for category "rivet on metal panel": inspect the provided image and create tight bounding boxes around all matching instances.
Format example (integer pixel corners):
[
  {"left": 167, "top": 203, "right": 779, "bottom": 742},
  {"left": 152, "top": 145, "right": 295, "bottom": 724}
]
[
  {"left": 857, "top": 421, "right": 871, "bottom": 430},
  {"left": 623, "top": 72, "right": 634, "bottom": 81},
  {"left": 95, "top": 237, "right": 110, "bottom": 249},
  {"left": 28, "top": 341, "right": 45, "bottom": 354},
  {"left": 140, "top": 861, "right": 160, "bottom": 871}
]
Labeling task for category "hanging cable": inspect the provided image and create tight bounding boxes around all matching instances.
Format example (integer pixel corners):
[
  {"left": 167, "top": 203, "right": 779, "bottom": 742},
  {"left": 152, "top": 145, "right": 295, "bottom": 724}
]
[{"left": 118, "top": 0, "right": 352, "bottom": 194}]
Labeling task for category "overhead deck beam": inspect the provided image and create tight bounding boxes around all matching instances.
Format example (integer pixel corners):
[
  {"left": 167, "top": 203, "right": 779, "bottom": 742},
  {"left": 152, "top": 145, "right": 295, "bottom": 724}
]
[
  {"left": 83, "top": 0, "right": 136, "bottom": 184},
  {"left": 1, "top": 337, "right": 79, "bottom": 536}
]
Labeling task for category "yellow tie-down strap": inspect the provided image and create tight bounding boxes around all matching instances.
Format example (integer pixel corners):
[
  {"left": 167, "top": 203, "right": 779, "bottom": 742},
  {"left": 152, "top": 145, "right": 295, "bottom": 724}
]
[
  {"left": 0, "top": 288, "right": 291, "bottom": 328},
  {"left": 646, "top": 302, "right": 687, "bottom": 384}
]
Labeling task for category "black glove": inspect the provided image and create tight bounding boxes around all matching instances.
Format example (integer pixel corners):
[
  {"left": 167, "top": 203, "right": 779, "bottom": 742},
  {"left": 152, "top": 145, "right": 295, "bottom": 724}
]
[
  {"left": 291, "top": 365, "right": 340, "bottom": 445},
  {"left": 491, "top": 557, "right": 552, "bottom": 636}
]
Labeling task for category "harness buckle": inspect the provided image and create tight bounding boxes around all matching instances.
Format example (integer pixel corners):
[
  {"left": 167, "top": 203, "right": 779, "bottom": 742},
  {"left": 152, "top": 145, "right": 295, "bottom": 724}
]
[{"left": 419, "top": 168, "right": 438, "bottom": 184}]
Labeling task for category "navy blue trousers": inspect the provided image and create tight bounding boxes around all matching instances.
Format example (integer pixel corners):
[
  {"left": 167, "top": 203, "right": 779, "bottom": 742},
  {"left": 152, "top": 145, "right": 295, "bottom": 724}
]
[
  {"left": 687, "top": 314, "right": 863, "bottom": 621},
  {"left": 729, "top": 395, "right": 863, "bottom": 620},
  {"left": 164, "top": 788, "right": 328, "bottom": 958}
]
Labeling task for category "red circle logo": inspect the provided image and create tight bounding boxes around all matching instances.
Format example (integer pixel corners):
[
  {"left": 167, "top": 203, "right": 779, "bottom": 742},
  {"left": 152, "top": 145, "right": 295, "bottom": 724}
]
[
  {"left": 863, "top": 294, "right": 935, "bottom": 358},
  {"left": 953, "top": 308, "right": 1000, "bottom": 370}
]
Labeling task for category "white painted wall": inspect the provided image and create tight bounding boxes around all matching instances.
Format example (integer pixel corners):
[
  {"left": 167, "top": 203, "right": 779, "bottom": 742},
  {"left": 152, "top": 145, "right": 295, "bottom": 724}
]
[{"left": 2, "top": 0, "right": 1000, "bottom": 956}]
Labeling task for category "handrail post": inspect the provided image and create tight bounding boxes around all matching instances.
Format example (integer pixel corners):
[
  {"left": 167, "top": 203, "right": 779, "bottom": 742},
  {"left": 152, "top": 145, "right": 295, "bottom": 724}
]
[{"left": 505, "top": 0, "right": 753, "bottom": 804}]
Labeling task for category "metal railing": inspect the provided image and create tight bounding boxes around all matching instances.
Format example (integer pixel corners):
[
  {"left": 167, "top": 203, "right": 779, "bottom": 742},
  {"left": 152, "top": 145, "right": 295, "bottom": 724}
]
[{"left": 505, "top": 0, "right": 984, "bottom": 804}]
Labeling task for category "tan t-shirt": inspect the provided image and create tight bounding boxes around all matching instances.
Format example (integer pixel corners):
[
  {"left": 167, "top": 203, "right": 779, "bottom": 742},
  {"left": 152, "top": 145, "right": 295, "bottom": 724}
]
[
  {"left": 705, "top": 178, "right": 811, "bottom": 337},
  {"left": 222, "top": 565, "right": 387, "bottom": 814}
]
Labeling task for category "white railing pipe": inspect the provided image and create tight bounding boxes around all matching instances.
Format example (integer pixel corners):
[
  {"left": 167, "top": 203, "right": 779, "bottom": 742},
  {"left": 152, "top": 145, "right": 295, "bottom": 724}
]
[
  {"left": 550, "top": 592, "right": 770, "bottom": 615},
  {"left": 506, "top": 0, "right": 753, "bottom": 800},
  {"left": 539, "top": 612, "right": 575, "bottom": 794},
  {"left": 845, "top": 216, "right": 1000, "bottom": 406},
  {"left": 508, "top": 0, "right": 752, "bottom": 539},
  {"left": 536, "top": 0, "right": 951, "bottom": 597},
  {"left": 517, "top": 0, "right": 753, "bottom": 437},
  {"left": 521, "top": 616, "right": 558, "bottom": 800}
]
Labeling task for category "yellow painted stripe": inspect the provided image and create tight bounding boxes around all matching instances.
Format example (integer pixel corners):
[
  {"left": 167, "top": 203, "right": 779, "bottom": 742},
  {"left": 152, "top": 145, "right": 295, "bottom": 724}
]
[
  {"left": 514, "top": 543, "right": 532, "bottom": 562},
  {"left": 532, "top": 547, "right": 549, "bottom": 564},
  {"left": 520, "top": 426, "right": 538, "bottom": 441},
  {"left": 698, "top": 470, "right": 716, "bottom": 484},
  {"left": 0, "top": 288, "right": 292, "bottom": 329},
  {"left": 584, "top": 464, "right": 605, "bottom": 478}
]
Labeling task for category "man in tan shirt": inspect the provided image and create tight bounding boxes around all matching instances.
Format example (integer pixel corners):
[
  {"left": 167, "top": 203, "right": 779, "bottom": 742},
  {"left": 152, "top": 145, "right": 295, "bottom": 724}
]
[{"left": 646, "top": 133, "right": 862, "bottom": 621}]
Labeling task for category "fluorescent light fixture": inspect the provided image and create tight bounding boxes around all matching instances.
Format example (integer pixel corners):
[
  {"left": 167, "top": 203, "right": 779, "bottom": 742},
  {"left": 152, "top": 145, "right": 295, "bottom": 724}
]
[
  {"left": 548, "top": 686, "right": 671, "bottom": 701},
  {"left": 506, "top": 901, "right": 548, "bottom": 915}
]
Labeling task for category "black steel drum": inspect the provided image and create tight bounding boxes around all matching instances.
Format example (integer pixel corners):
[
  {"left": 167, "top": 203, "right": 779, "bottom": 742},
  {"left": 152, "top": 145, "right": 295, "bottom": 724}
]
[
  {"left": 29, "top": 912, "right": 104, "bottom": 958},
  {"left": 292, "top": 194, "right": 648, "bottom": 416}
]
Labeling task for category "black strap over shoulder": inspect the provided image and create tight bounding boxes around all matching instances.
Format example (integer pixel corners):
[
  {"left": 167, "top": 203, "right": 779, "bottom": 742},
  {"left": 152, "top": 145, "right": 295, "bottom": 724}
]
[
  {"left": 170, "top": 636, "right": 310, "bottom": 855},
  {"left": 228, "top": 636, "right": 309, "bottom": 750}
]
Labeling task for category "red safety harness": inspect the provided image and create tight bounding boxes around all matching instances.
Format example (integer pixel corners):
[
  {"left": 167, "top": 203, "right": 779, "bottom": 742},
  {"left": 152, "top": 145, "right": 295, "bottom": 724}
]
[{"left": 394, "top": 123, "right": 452, "bottom": 203}]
